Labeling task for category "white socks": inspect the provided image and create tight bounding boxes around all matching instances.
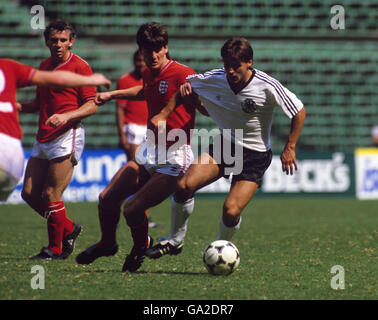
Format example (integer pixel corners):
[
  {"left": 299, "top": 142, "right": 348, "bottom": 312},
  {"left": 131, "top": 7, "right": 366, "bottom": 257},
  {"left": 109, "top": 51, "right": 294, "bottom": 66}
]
[
  {"left": 168, "top": 197, "right": 194, "bottom": 246},
  {"left": 217, "top": 216, "right": 242, "bottom": 241}
]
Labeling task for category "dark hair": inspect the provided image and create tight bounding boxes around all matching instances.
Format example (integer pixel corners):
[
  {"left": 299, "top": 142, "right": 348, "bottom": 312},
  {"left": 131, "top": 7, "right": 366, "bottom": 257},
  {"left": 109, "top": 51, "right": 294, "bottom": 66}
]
[
  {"left": 133, "top": 49, "right": 143, "bottom": 62},
  {"left": 43, "top": 20, "right": 76, "bottom": 41},
  {"left": 221, "top": 37, "right": 253, "bottom": 62},
  {"left": 136, "top": 22, "right": 168, "bottom": 53}
]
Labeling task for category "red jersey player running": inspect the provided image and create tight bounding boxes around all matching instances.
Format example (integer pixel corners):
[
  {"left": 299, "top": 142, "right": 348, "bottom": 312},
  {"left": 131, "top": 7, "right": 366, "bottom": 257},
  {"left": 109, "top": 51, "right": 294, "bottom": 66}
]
[
  {"left": 76, "top": 22, "right": 205, "bottom": 272},
  {"left": 19, "top": 20, "right": 101, "bottom": 260},
  {"left": 116, "top": 49, "right": 158, "bottom": 228},
  {"left": 0, "top": 58, "right": 110, "bottom": 203}
]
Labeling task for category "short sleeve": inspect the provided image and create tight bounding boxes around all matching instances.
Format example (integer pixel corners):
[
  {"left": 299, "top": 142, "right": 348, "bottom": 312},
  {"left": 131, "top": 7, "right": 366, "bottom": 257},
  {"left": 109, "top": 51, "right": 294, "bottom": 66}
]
[
  {"left": 179, "top": 67, "right": 196, "bottom": 86},
  {"left": 267, "top": 80, "right": 303, "bottom": 119},
  {"left": 10, "top": 60, "right": 36, "bottom": 88},
  {"left": 78, "top": 63, "right": 96, "bottom": 104}
]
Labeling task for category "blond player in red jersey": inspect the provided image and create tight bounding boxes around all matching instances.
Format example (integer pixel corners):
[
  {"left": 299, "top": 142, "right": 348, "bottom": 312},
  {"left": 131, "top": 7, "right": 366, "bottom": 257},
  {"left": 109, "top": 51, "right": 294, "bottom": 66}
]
[
  {"left": 76, "top": 22, "right": 206, "bottom": 272},
  {"left": 19, "top": 20, "right": 102, "bottom": 261},
  {"left": 0, "top": 58, "right": 110, "bottom": 204}
]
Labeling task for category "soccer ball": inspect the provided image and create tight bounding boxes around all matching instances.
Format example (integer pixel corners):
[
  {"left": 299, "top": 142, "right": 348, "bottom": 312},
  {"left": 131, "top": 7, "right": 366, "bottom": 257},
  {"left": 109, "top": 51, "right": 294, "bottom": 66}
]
[{"left": 203, "top": 240, "right": 240, "bottom": 275}]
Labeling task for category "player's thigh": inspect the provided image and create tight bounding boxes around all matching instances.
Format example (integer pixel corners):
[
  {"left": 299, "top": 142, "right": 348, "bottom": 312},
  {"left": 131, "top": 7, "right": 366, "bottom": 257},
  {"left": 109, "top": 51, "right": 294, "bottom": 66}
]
[
  {"left": 22, "top": 156, "right": 49, "bottom": 196},
  {"left": 100, "top": 160, "right": 150, "bottom": 204},
  {"left": 223, "top": 180, "right": 259, "bottom": 216},
  {"left": 125, "top": 172, "right": 179, "bottom": 214},
  {"left": 43, "top": 155, "right": 75, "bottom": 198},
  {"left": 180, "top": 152, "right": 223, "bottom": 193}
]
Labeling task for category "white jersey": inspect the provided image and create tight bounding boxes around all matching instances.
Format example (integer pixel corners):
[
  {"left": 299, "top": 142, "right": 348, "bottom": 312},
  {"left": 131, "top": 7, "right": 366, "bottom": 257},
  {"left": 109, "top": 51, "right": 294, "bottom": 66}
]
[{"left": 186, "top": 68, "right": 303, "bottom": 152}]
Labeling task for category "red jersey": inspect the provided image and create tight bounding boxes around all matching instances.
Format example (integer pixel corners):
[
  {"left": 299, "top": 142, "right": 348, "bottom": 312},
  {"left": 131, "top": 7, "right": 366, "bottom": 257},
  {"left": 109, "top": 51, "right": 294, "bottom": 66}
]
[
  {"left": 36, "top": 52, "right": 96, "bottom": 142},
  {"left": 0, "top": 59, "right": 36, "bottom": 140},
  {"left": 143, "top": 60, "right": 196, "bottom": 145},
  {"left": 116, "top": 71, "right": 148, "bottom": 125}
]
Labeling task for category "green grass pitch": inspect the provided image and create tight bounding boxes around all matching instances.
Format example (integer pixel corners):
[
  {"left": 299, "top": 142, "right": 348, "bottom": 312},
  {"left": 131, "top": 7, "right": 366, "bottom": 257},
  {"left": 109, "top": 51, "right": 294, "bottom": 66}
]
[{"left": 0, "top": 197, "right": 377, "bottom": 300}]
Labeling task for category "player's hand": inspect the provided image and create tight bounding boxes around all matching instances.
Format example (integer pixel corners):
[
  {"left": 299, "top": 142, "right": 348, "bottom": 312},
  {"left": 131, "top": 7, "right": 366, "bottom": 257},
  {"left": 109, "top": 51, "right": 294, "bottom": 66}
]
[
  {"left": 91, "top": 74, "right": 111, "bottom": 89},
  {"left": 280, "top": 144, "right": 298, "bottom": 175},
  {"left": 15, "top": 102, "right": 22, "bottom": 111},
  {"left": 180, "top": 82, "right": 193, "bottom": 97},
  {"left": 95, "top": 92, "right": 113, "bottom": 105},
  {"left": 45, "top": 113, "right": 70, "bottom": 128}
]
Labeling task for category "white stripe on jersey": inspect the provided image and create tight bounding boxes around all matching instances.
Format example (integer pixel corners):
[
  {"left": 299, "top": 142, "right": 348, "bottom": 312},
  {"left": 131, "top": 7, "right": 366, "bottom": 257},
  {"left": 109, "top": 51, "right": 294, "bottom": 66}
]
[{"left": 186, "top": 68, "right": 303, "bottom": 152}]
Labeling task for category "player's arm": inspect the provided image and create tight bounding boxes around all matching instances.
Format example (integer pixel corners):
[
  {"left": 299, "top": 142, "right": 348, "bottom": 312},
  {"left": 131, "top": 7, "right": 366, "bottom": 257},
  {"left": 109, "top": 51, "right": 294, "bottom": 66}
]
[
  {"left": 18, "top": 98, "right": 40, "bottom": 113},
  {"left": 31, "top": 70, "right": 111, "bottom": 88},
  {"left": 45, "top": 99, "right": 98, "bottom": 128},
  {"left": 180, "top": 82, "right": 208, "bottom": 116},
  {"left": 95, "top": 86, "right": 144, "bottom": 105},
  {"left": 280, "top": 107, "right": 306, "bottom": 175},
  {"left": 149, "top": 91, "right": 180, "bottom": 131},
  {"left": 150, "top": 82, "right": 207, "bottom": 130}
]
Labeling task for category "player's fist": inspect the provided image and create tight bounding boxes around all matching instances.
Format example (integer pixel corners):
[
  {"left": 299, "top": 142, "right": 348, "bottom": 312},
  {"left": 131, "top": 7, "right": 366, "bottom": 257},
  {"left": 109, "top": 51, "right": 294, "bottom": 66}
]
[
  {"left": 180, "top": 82, "right": 193, "bottom": 97},
  {"left": 45, "top": 113, "right": 69, "bottom": 128},
  {"left": 95, "top": 92, "right": 113, "bottom": 105},
  {"left": 280, "top": 144, "right": 298, "bottom": 176}
]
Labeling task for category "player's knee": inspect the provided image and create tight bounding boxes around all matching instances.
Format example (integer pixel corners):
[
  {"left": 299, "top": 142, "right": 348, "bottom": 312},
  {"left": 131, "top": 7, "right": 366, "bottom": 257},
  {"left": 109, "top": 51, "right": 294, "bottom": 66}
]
[
  {"left": 222, "top": 201, "right": 242, "bottom": 225},
  {"left": 175, "top": 178, "right": 194, "bottom": 202},
  {"left": 41, "top": 187, "right": 57, "bottom": 202},
  {"left": 98, "top": 190, "right": 108, "bottom": 205},
  {"left": 99, "top": 190, "right": 124, "bottom": 213},
  {"left": 21, "top": 188, "right": 31, "bottom": 203},
  {"left": 21, "top": 187, "right": 40, "bottom": 204}
]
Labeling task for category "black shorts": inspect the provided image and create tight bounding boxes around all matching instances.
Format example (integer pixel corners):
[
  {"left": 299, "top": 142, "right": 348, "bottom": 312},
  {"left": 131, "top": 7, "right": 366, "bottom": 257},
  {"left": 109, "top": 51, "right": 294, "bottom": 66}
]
[{"left": 208, "top": 136, "right": 272, "bottom": 187}]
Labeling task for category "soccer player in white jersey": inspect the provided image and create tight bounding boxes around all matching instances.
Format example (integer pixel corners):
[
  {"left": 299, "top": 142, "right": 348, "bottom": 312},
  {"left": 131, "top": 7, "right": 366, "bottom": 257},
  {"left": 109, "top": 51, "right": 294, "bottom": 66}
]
[{"left": 146, "top": 37, "right": 306, "bottom": 259}]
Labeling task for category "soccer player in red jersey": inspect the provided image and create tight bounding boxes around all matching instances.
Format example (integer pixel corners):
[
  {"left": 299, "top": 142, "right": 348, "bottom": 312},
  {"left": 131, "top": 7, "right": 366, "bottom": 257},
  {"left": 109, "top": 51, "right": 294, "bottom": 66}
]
[
  {"left": 0, "top": 58, "right": 110, "bottom": 204},
  {"left": 76, "top": 22, "right": 206, "bottom": 272},
  {"left": 116, "top": 49, "right": 158, "bottom": 228},
  {"left": 19, "top": 20, "right": 101, "bottom": 260}
]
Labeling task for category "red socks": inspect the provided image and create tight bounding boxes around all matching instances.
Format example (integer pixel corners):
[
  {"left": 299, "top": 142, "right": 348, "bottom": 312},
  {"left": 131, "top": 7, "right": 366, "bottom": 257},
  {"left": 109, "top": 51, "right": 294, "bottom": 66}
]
[
  {"left": 97, "top": 207, "right": 149, "bottom": 249},
  {"left": 98, "top": 204, "right": 120, "bottom": 248},
  {"left": 45, "top": 201, "right": 73, "bottom": 255},
  {"left": 126, "top": 214, "right": 149, "bottom": 252}
]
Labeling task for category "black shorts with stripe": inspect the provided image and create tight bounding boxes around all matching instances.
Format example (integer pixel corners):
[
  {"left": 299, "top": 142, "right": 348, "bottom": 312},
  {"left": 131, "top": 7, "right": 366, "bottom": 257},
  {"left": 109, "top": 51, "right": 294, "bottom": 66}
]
[{"left": 208, "top": 136, "right": 272, "bottom": 187}]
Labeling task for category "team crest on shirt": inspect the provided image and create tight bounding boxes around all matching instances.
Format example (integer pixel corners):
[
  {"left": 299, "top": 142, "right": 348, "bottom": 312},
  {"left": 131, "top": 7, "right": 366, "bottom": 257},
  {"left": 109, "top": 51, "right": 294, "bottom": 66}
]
[
  {"left": 241, "top": 98, "right": 257, "bottom": 113},
  {"left": 158, "top": 80, "right": 169, "bottom": 94}
]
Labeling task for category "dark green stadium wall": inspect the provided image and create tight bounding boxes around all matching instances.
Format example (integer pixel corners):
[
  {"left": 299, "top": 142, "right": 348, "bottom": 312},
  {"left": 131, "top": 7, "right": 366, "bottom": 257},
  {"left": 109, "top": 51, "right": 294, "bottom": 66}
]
[{"left": 1, "top": 0, "right": 376, "bottom": 152}]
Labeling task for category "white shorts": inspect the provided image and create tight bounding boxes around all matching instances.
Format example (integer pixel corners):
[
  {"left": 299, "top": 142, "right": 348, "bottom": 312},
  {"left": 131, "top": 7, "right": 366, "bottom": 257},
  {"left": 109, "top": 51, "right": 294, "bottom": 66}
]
[
  {"left": 135, "top": 139, "right": 194, "bottom": 177},
  {"left": 31, "top": 124, "right": 85, "bottom": 164},
  {"left": 123, "top": 122, "right": 147, "bottom": 145},
  {"left": 0, "top": 133, "right": 24, "bottom": 201}
]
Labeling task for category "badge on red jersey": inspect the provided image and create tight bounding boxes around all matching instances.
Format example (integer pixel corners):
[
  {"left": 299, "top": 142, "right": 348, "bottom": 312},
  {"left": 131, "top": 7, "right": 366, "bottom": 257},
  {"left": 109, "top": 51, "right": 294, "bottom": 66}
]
[{"left": 158, "top": 80, "right": 169, "bottom": 94}]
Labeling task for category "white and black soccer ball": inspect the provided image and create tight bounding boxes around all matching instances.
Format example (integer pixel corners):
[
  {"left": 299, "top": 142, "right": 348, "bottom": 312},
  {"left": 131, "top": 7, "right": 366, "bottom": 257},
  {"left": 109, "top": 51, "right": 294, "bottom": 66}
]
[{"left": 203, "top": 240, "right": 240, "bottom": 275}]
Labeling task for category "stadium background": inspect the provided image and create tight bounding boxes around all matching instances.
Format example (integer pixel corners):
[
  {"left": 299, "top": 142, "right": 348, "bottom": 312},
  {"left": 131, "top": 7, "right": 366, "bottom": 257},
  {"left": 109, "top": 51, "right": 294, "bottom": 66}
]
[
  {"left": 0, "top": 0, "right": 377, "bottom": 301},
  {"left": 0, "top": 0, "right": 377, "bottom": 200}
]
